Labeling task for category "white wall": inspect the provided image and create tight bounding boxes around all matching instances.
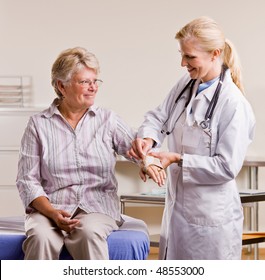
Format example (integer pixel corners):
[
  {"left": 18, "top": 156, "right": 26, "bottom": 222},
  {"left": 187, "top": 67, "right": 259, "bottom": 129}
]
[
  {"left": 1, "top": 0, "right": 265, "bottom": 235},
  {"left": 1, "top": 0, "right": 264, "bottom": 135}
]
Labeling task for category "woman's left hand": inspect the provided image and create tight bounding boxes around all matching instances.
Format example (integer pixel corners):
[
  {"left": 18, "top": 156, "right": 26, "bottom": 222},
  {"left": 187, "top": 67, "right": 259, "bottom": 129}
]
[{"left": 140, "top": 165, "right": 167, "bottom": 187}]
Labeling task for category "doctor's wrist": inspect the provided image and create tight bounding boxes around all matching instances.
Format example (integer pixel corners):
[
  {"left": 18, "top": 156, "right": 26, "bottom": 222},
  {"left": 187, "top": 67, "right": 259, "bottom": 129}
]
[
  {"left": 178, "top": 154, "right": 183, "bottom": 167},
  {"left": 143, "top": 138, "right": 156, "bottom": 150}
]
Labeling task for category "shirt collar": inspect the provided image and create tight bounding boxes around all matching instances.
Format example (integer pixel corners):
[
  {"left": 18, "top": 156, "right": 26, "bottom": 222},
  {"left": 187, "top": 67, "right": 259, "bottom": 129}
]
[
  {"left": 199, "top": 68, "right": 232, "bottom": 102},
  {"left": 197, "top": 76, "right": 219, "bottom": 94},
  {"left": 41, "top": 98, "right": 98, "bottom": 118}
]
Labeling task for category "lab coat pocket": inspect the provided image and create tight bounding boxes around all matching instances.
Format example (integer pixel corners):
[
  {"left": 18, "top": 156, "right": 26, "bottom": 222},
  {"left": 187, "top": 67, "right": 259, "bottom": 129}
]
[
  {"left": 183, "top": 184, "right": 229, "bottom": 226},
  {"left": 182, "top": 124, "right": 211, "bottom": 156}
]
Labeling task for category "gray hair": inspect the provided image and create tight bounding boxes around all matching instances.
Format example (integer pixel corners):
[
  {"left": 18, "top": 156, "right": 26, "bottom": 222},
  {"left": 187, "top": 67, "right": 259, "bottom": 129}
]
[{"left": 51, "top": 47, "right": 100, "bottom": 98}]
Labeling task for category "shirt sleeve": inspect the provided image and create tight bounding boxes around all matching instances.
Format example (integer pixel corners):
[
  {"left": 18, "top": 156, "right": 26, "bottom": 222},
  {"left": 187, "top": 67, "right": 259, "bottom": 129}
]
[
  {"left": 111, "top": 112, "right": 137, "bottom": 161},
  {"left": 16, "top": 117, "right": 48, "bottom": 210}
]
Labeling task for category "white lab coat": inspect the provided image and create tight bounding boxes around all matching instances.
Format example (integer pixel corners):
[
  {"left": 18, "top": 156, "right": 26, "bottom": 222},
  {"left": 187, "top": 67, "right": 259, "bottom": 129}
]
[{"left": 138, "top": 70, "right": 255, "bottom": 259}]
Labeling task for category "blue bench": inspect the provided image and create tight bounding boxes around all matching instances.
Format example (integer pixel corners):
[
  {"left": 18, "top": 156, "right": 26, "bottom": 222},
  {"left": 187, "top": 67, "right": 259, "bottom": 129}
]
[{"left": 0, "top": 215, "right": 150, "bottom": 260}]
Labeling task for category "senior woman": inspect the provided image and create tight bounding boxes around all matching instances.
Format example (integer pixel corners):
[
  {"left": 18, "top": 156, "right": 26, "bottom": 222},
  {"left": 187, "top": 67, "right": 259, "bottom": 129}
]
[{"left": 16, "top": 47, "right": 165, "bottom": 260}]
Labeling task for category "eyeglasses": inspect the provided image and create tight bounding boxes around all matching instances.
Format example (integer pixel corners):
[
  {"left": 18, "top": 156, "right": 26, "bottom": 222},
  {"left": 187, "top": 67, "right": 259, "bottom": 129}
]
[{"left": 77, "top": 79, "right": 103, "bottom": 88}]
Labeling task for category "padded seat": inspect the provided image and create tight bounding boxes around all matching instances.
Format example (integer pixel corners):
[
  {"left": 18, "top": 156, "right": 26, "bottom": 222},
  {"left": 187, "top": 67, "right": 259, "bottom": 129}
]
[{"left": 0, "top": 215, "right": 150, "bottom": 260}]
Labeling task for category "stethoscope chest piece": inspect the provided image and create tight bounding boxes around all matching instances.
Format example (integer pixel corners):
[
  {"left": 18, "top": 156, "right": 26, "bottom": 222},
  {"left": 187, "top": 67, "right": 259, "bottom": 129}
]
[{"left": 200, "top": 119, "right": 209, "bottom": 129}]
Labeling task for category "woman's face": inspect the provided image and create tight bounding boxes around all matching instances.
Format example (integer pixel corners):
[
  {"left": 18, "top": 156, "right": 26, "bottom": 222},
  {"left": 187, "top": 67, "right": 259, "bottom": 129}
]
[
  {"left": 61, "top": 67, "right": 99, "bottom": 110},
  {"left": 179, "top": 37, "right": 219, "bottom": 82}
]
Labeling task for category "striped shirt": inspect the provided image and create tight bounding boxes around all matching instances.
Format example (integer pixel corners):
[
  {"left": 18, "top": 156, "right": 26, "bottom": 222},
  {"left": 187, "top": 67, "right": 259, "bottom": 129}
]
[{"left": 16, "top": 99, "right": 136, "bottom": 222}]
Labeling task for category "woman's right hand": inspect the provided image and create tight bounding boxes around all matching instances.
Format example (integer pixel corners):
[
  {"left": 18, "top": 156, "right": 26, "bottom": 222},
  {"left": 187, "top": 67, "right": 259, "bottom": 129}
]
[
  {"left": 31, "top": 196, "right": 80, "bottom": 233},
  {"left": 50, "top": 209, "right": 80, "bottom": 233}
]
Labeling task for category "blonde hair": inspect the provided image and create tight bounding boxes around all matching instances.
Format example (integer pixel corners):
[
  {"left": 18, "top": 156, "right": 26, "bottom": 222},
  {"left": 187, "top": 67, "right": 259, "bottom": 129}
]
[
  {"left": 175, "top": 16, "right": 244, "bottom": 93},
  {"left": 51, "top": 47, "right": 100, "bottom": 98}
]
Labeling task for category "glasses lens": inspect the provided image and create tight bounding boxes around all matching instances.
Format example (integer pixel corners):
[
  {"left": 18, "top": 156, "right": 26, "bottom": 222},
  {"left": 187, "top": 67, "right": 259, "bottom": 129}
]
[{"left": 96, "top": 79, "right": 103, "bottom": 87}]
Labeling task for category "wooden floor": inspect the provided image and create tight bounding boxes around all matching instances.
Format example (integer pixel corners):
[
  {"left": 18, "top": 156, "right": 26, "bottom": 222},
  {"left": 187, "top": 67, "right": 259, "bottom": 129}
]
[
  {"left": 241, "top": 247, "right": 265, "bottom": 260},
  {"left": 148, "top": 247, "right": 265, "bottom": 260}
]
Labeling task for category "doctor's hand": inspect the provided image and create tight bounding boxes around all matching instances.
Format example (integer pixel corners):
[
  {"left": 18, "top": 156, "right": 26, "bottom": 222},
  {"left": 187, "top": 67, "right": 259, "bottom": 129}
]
[
  {"left": 148, "top": 151, "right": 181, "bottom": 169},
  {"left": 139, "top": 165, "right": 167, "bottom": 187},
  {"left": 127, "top": 137, "right": 154, "bottom": 160}
]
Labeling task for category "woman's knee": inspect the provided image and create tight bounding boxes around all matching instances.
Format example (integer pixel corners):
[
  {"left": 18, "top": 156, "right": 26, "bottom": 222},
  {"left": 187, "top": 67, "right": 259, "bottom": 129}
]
[{"left": 86, "top": 217, "right": 117, "bottom": 237}]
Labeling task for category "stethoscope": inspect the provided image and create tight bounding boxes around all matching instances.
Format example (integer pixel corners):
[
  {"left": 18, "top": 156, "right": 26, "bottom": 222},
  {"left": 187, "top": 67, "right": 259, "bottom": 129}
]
[{"left": 161, "top": 65, "right": 227, "bottom": 135}]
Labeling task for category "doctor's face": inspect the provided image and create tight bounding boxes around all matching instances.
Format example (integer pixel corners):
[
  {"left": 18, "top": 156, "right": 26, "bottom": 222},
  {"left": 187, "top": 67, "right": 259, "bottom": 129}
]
[{"left": 179, "top": 38, "right": 217, "bottom": 82}]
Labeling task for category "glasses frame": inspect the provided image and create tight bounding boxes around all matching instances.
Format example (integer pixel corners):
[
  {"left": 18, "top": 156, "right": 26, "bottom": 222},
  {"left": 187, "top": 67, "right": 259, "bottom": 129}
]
[{"left": 77, "top": 79, "right": 103, "bottom": 88}]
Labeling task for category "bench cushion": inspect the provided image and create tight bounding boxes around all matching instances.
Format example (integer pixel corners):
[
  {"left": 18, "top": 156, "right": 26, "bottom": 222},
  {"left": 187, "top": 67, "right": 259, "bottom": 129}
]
[{"left": 0, "top": 215, "right": 150, "bottom": 260}]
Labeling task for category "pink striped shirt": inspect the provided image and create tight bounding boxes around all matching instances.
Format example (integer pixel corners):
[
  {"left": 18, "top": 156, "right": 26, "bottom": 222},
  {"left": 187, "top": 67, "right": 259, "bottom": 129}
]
[{"left": 16, "top": 99, "right": 136, "bottom": 222}]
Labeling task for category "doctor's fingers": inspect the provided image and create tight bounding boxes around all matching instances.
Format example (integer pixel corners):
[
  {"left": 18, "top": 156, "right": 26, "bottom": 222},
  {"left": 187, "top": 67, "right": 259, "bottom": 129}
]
[
  {"left": 148, "top": 152, "right": 166, "bottom": 167},
  {"left": 148, "top": 151, "right": 161, "bottom": 159},
  {"left": 148, "top": 151, "right": 174, "bottom": 169},
  {"left": 128, "top": 139, "right": 145, "bottom": 160},
  {"left": 127, "top": 147, "right": 141, "bottom": 160},
  {"left": 135, "top": 138, "right": 150, "bottom": 157}
]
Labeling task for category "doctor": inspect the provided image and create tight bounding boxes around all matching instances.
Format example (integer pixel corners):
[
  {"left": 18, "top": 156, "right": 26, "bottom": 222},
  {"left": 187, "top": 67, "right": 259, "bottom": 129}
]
[{"left": 128, "top": 16, "right": 256, "bottom": 259}]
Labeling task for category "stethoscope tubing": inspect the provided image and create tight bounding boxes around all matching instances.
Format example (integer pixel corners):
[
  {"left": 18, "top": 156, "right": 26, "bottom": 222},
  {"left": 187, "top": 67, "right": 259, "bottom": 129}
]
[
  {"left": 161, "top": 65, "right": 227, "bottom": 134},
  {"left": 161, "top": 79, "right": 196, "bottom": 134}
]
